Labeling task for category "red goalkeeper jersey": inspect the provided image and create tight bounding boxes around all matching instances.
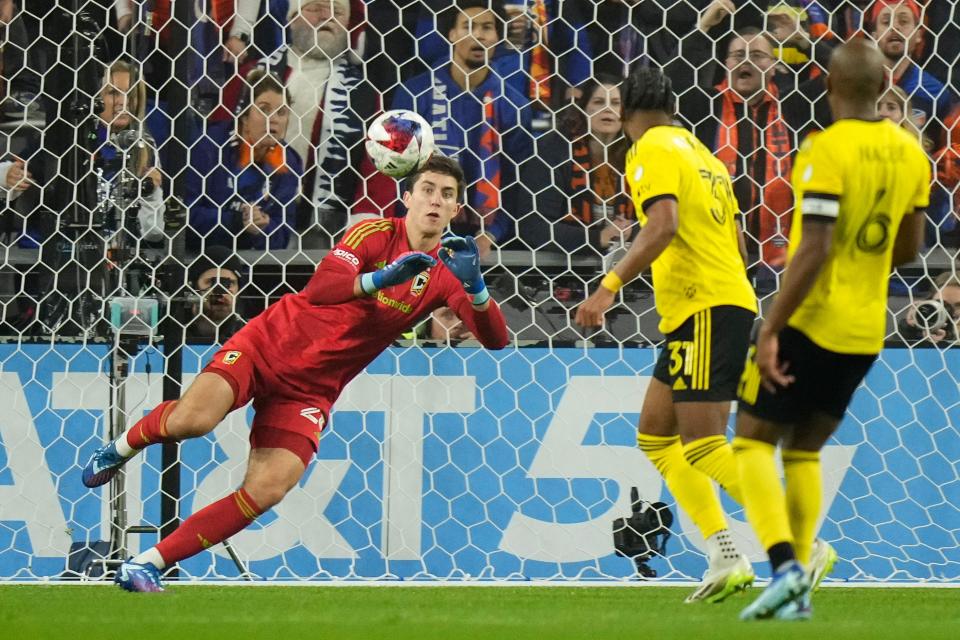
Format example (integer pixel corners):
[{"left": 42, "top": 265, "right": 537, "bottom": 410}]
[{"left": 237, "top": 217, "right": 508, "bottom": 408}]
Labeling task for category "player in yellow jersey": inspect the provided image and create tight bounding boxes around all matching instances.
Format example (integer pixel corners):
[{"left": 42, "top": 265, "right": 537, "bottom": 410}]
[
  {"left": 734, "top": 39, "right": 930, "bottom": 621},
  {"left": 576, "top": 65, "right": 757, "bottom": 603}
]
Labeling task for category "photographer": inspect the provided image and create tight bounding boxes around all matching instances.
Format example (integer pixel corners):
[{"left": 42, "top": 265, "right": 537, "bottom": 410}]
[
  {"left": 185, "top": 246, "right": 246, "bottom": 343},
  {"left": 900, "top": 271, "right": 960, "bottom": 345},
  {"left": 186, "top": 68, "right": 301, "bottom": 252},
  {"left": 3, "top": 60, "right": 165, "bottom": 243},
  {"left": 97, "top": 60, "right": 165, "bottom": 243}
]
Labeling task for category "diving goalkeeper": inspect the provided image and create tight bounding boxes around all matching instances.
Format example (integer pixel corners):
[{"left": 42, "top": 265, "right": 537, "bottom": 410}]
[{"left": 82, "top": 154, "right": 509, "bottom": 592}]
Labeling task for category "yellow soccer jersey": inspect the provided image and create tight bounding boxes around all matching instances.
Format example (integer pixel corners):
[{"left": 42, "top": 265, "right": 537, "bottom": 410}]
[
  {"left": 788, "top": 119, "right": 930, "bottom": 354},
  {"left": 625, "top": 125, "right": 757, "bottom": 334}
]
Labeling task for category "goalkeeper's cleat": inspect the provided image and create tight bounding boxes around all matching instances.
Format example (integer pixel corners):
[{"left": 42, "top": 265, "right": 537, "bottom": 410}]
[
  {"left": 807, "top": 538, "right": 837, "bottom": 592},
  {"left": 82, "top": 441, "right": 130, "bottom": 488},
  {"left": 774, "top": 590, "right": 812, "bottom": 621},
  {"left": 739, "top": 561, "right": 809, "bottom": 620},
  {"left": 115, "top": 559, "right": 164, "bottom": 593},
  {"left": 685, "top": 554, "right": 755, "bottom": 604}
]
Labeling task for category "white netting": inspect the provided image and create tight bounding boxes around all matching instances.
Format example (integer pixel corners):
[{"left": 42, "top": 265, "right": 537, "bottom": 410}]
[{"left": 0, "top": 0, "right": 957, "bottom": 582}]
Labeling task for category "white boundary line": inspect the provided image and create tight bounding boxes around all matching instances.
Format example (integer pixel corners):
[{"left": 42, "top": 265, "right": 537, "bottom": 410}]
[{"left": 3, "top": 580, "right": 958, "bottom": 588}]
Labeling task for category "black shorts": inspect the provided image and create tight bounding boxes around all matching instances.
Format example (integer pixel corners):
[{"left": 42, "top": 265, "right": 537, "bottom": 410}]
[
  {"left": 653, "top": 305, "right": 755, "bottom": 402},
  {"left": 737, "top": 326, "right": 877, "bottom": 422}
]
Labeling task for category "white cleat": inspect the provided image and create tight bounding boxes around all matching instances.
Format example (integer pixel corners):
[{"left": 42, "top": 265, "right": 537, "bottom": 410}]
[
  {"left": 685, "top": 553, "right": 755, "bottom": 603},
  {"left": 807, "top": 538, "right": 838, "bottom": 592}
]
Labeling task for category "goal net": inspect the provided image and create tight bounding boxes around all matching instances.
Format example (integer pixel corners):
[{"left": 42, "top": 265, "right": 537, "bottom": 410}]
[{"left": 0, "top": 0, "right": 957, "bottom": 583}]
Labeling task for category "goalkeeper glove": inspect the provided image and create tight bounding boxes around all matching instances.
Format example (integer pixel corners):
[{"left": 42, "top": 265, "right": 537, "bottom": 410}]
[
  {"left": 360, "top": 251, "right": 436, "bottom": 295},
  {"left": 439, "top": 235, "right": 489, "bottom": 305}
]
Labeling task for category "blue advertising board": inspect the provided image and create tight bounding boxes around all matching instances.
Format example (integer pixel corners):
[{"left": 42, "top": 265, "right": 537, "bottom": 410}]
[{"left": 0, "top": 344, "right": 957, "bottom": 581}]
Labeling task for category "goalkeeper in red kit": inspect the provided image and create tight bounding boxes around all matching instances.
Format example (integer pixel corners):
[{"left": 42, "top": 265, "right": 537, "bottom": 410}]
[{"left": 81, "top": 155, "right": 509, "bottom": 592}]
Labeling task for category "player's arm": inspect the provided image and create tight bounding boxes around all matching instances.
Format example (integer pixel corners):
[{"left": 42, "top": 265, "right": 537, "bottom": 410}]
[
  {"left": 574, "top": 197, "right": 678, "bottom": 327},
  {"left": 891, "top": 209, "right": 926, "bottom": 267},
  {"left": 736, "top": 216, "right": 749, "bottom": 267},
  {"left": 756, "top": 214, "right": 834, "bottom": 390},
  {"left": 761, "top": 217, "right": 834, "bottom": 336},
  {"left": 302, "top": 222, "right": 434, "bottom": 305},
  {"left": 446, "top": 290, "right": 509, "bottom": 349},
  {"left": 439, "top": 235, "right": 509, "bottom": 349}
]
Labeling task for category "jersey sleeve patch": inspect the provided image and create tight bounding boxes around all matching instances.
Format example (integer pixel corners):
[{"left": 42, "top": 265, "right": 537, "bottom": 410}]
[
  {"left": 801, "top": 192, "right": 840, "bottom": 218},
  {"left": 331, "top": 247, "right": 361, "bottom": 267}
]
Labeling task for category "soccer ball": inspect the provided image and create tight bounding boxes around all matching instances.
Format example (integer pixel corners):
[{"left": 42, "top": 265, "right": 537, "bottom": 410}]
[{"left": 365, "top": 109, "right": 436, "bottom": 178}]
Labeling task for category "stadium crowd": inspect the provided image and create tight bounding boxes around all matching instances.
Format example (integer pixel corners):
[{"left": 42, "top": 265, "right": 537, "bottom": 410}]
[{"left": 0, "top": 0, "right": 958, "bottom": 342}]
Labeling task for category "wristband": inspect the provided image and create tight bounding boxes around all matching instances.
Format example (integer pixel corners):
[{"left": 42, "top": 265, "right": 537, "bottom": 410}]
[
  {"left": 471, "top": 287, "right": 490, "bottom": 306},
  {"left": 360, "top": 272, "right": 378, "bottom": 295},
  {"left": 600, "top": 271, "right": 624, "bottom": 294}
]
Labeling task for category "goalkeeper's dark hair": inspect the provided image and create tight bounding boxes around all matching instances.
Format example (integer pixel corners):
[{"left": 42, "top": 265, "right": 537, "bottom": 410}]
[
  {"left": 407, "top": 154, "right": 467, "bottom": 201},
  {"left": 621, "top": 65, "right": 676, "bottom": 117}
]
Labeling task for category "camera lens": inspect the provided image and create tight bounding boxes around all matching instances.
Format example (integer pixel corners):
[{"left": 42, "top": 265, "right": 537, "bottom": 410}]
[{"left": 914, "top": 301, "right": 947, "bottom": 331}]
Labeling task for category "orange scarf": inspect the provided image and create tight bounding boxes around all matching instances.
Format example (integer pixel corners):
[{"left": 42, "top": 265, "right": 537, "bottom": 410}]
[
  {"left": 528, "top": 0, "right": 551, "bottom": 104},
  {"left": 237, "top": 141, "right": 289, "bottom": 175},
  {"left": 714, "top": 80, "right": 793, "bottom": 268},
  {"left": 564, "top": 139, "right": 633, "bottom": 224}
]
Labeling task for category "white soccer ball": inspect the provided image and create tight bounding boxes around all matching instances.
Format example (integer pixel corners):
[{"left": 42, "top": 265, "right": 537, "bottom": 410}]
[{"left": 365, "top": 109, "right": 436, "bottom": 178}]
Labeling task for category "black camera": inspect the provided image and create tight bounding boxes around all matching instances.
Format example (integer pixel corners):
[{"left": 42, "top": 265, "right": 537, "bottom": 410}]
[
  {"left": 612, "top": 487, "right": 673, "bottom": 578},
  {"left": 900, "top": 299, "right": 957, "bottom": 342}
]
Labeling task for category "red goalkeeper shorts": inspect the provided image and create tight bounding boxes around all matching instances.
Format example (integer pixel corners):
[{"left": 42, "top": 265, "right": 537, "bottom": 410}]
[{"left": 201, "top": 333, "right": 330, "bottom": 468}]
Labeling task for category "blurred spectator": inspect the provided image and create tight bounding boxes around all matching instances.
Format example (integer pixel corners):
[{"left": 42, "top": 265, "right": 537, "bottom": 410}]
[
  {"left": 187, "top": 68, "right": 301, "bottom": 252},
  {"left": 186, "top": 245, "right": 247, "bottom": 342},
  {"left": 488, "top": 1, "right": 593, "bottom": 130},
  {"left": 878, "top": 84, "right": 954, "bottom": 248},
  {"left": 588, "top": 0, "right": 711, "bottom": 78},
  {"left": 365, "top": 0, "right": 431, "bottom": 101},
  {"left": 218, "top": 0, "right": 393, "bottom": 248},
  {"left": 0, "top": 156, "right": 31, "bottom": 199},
  {"left": 392, "top": 0, "right": 534, "bottom": 253},
  {"left": 765, "top": 1, "right": 836, "bottom": 83},
  {"left": 429, "top": 306, "right": 477, "bottom": 342},
  {"left": 405, "top": 305, "right": 478, "bottom": 343},
  {"left": 518, "top": 74, "right": 636, "bottom": 256},
  {"left": 408, "top": 1, "right": 592, "bottom": 131},
  {"left": 222, "top": 0, "right": 259, "bottom": 64},
  {"left": 878, "top": 84, "right": 929, "bottom": 149},
  {"left": 917, "top": 1, "right": 960, "bottom": 96},
  {"left": 95, "top": 60, "right": 166, "bottom": 243},
  {"left": 899, "top": 270, "right": 960, "bottom": 345},
  {"left": 672, "top": 24, "right": 798, "bottom": 276},
  {"left": 0, "top": 0, "right": 43, "bottom": 122},
  {"left": 3, "top": 60, "right": 165, "bottom": 246},
  {"left": 870, "top": 0, "right": 953, "bottom": 137},
  {"left": 825, "top": 0, "right": 872, "bottom": 39},
  {"left": 932, "top": 110, "right": 960, "bottom": 249}
]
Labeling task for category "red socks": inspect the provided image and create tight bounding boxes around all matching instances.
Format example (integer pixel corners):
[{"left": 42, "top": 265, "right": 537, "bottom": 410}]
[
  {"left": 155, "top": 488, "right": 263, "bottom": 565},
  {"left": 126, "top": 400, "right": 179, "bottom": 450}
]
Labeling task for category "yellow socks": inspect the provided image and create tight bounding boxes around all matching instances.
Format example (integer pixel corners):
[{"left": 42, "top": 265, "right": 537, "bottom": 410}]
[
  {"left": 683, "top": 435, "right": 744, "bottom": 504},
  {"left": 733, "top": 436, "right": 794, "bottom": 551},
  {"left": 638, "top": 433, "right": 727, "bottom": 539},
  {"left": 783, "top": 449, "right": 821, "bottom": 566}
]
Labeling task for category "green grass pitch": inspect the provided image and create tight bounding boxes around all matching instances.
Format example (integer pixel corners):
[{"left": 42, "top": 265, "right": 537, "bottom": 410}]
[{"left": 2, "top": 585, "right": 957, "bottom": 640}]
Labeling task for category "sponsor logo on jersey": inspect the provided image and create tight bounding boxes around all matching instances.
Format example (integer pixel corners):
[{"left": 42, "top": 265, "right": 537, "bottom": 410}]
[
  {"left": 410, "top": 271, "right": 430, "bottom": 296},
  {"left": 222, "top": 350, "right": 242, "bottom": 365},
  {"left": 300, "top": 407, "right": 326, "bottom": 428},
  {"left": 332, "top": 248, "right": 360, "bottom": 267},
  {"left": 376, "top": 291, "right": 413, "bottom": 314}
]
